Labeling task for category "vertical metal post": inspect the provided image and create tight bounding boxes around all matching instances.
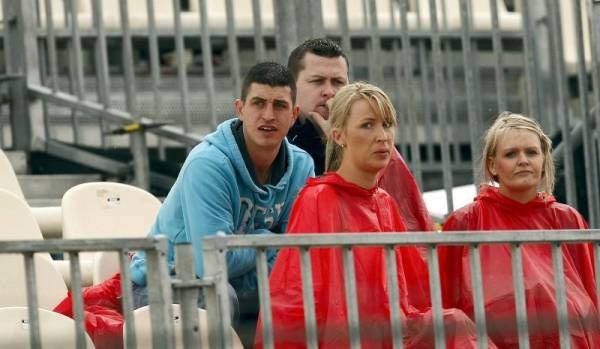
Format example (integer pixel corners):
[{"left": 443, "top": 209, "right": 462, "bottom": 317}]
[
  {"left": 257, "top": 249, "right": 274, "bottom": 349},
  {"left": 459, "top": 0, "right": 481, "bottom": 182},
  {"left": 367, "top": 0, "right": 382, "bottom": 85},
  {"left": 336, "top": 0, "right": 352, "bottom": 77},
  {"left": 3, "top": 0, "right": 44, "bottom": 151},
  {"left": 385, "top": 247, "right": 404, "bottom": 349},
  {"left": 23, "top": 253, "right": 41, "bottom": 349},
  {"left": 68, "top": 252, "right": 88, "bottom": 349},
  {"left": 299, "top": 248, "right": 318, "bottom": 349},
  {"left": 489, "top": 0, "right": 507, "bottom": 112},
  {"left": 175, "top": 243, "right": 201, "bottom": 348},
  {"left": 68, "top": 0, "right": 85, "bottom": 144},
  {"left": 468, "top": 245, "right": 488, "bottom": 349},
  {"left": 120, "top": 0, "right": 150, "bottom": 189},
  {"left": 551, "top": 243, "right": 570, "bottom": 349},
  {"left": 92, "top": 0, "right": 111, "bottom": 148},
  {"left": 549, "top": 0, "right": 578, "bottom": 208},
  {"left": 225, "top": 0, "right": 242, "bottom": 98},
  {"left": 173, "top": 0, "right": 191, "bottom": 133},
  {"left": 120, "top": 249, "right": 137, "bottom": 349},
  {"left": 274, "top": 0, "right": 298, "bottom": 65},
  {"left": 573, "top": 0, "right": 600, "bottom": 227},
  {"left": 588, "top": 0, "right": 600, "bottom": 226},
  {"left": 342, "top": 247, "right": 361, "bottom": 349},
  {"left": 146, "top": 237, "right": 175, "bottom": 349},
  {"left": 252, "top": 0, "right": 266, "bottom": 62},
  {"left": 398, "top": 0, "right": 423, "bottom": 187},
  {"left": 430, "top": 0, "right": 453, "bottom": 212},
  {"left": 295, "top": 0, "right": 324, "bottom": 42},
  {"left": 198, "top": 0, "right": 218, "bottom": 130},
  {"left": 202, "top": 236, "right": 231, "bottom": 348},
  {"left": 522, "top": 0, "right": 541, "bottom": 120},
  {"left": 426, "top": 245, "right": 446, "bottom": 348},
  {"left": 146, "top": 0, "right": 165, "bottom": 159},
  {"left": 511, "top": 244, "right": 530, "bottom": 349}
]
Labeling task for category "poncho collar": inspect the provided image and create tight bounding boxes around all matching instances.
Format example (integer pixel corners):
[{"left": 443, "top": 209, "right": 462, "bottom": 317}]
[
  {"left": 308, "top": 172, "right": 380, "bottom": 197},
  {"left": 477, "top": 185, "right": 556, "bottom": 211}
]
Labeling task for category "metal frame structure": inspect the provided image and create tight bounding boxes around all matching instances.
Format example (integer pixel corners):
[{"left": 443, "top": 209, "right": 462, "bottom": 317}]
[
  {"left": 0, "top": 0, "right": 599, "bottom": 224},
  {"left": 203, "top": 229, "right": 600, "bottom": 349}
]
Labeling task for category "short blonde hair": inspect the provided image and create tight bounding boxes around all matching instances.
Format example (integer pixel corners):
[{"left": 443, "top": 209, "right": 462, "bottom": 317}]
[
  {"left": 480, "top": 111, "right": 555, "bottom": 195},
  {"left": 325, "top": 82, "right": 397, "bottom": 172}
]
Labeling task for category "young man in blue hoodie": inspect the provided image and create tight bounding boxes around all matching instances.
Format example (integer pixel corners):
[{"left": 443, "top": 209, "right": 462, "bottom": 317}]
[{"left": 129, "top": 62, "right": 315, "bottom": 315}]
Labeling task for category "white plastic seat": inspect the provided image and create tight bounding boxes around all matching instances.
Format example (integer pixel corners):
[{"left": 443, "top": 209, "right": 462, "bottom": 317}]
[
  {"left": 62, "top": 182, "right": 161, "bottom": 283},
  {"left": 0, "top": 254, "right": 68, "bottom": 310},
  {"left": 126, "top": 304, "right": 243, "bottom": 348},
  {"left": 0, "top": 307, "right": 95, "bottom": 348},
  {"left": 0, "top": 149, "right": 25, "bottom": 200}
]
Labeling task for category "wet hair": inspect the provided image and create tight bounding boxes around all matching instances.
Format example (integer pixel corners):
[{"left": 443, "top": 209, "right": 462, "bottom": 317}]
[
  {"left": 240, "top": 62, "right": 296, "bottom": 103},
  {"left": 325, "top": 82, "right": 397, "bottom": 172},
  {"left": 480, "top": 111, "right": 555, "bottom": 195},
  {"left": 287, "top": 38, "right": 349, "bottom": 80}
]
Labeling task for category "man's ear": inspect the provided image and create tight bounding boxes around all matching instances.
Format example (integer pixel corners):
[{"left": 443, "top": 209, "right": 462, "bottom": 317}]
[
  {"left": 291, "top": 105, "right": 300, "bottom": 123},
  {"left": 234, "top": 99, "right": 244, "bottom": 120}
]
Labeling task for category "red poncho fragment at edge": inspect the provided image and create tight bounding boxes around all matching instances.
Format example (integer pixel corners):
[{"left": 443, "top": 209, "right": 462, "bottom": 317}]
[
  {"left": 255, "top": 173, "right": 493, "bottom": 348},
  {"left": 440, "top": 185, "right": 600, "bottom": 348},
  {"left": 378, "top": 148, "right": 435, "bottom": 232},
  {"left": 54, "top": 273, "right": 124, "bottom": 349}
]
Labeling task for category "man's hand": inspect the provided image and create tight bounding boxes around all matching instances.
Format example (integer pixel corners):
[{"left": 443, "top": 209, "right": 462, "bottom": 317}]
[{"left": 306, "top": 98, "right": 334, "bottom": 139}]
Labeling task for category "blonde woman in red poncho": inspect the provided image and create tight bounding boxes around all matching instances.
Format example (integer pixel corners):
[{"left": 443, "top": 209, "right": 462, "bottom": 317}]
[
  {"left": 256, "top": 82, "right": 492, "bottom": 348},
  {"left": 440, "top": 112, "right": 600, "bottom": 348}
]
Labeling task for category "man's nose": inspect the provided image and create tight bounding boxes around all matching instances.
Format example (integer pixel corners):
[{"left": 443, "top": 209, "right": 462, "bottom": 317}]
[
  {"left": 322, "top": 81, "right": 335, "bottom": 98},
  {"left": 263, "top": 104, "right": 276, "bottom": 120}
]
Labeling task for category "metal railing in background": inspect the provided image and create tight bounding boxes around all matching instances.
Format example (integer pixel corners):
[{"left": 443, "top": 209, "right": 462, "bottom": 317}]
[
  {"left": 202, "top": 229, "right": 600, "bottom": 349},
  {"left": 1, "top": 0, "right": 599, "bottom": 225}
]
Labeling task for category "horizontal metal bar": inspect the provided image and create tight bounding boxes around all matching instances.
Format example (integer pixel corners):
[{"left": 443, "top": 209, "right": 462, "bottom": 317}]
[
  {"left": 42, "top": 139, "right": 131, "bottom": 175},
  {"left": 171, "top": 279, "right": 215, "bottom": 289},
  {"left": 203, "top": 230, "right": 600, "bottom": 249},
  {"left": 0, "top": 238, "right": 160, "bottom": 253},
  {"left": 28, "top": 84, "right": 203, "bottom": 147}
]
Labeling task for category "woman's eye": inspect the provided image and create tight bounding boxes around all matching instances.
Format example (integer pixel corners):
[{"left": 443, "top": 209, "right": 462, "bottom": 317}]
[
  {"left": 361, "top": 122, "right": 373, "bottom": 129},
  {"left": 383, "top": 122, "right": 392, "bottom": 129},
  {"left": 505, "top": 151, "right": 516, "bottom": 158}
]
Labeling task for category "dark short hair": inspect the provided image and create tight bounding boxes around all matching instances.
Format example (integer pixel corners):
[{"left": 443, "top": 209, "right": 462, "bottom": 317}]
[
  {"left": 241, "top": 62, "right": 296, "bottom": 103},
  {"left": 287, "top": 38, "right": 349, "bottom": 80}
]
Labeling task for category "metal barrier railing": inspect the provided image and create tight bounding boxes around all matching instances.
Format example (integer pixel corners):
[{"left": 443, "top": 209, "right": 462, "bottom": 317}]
[
  {"left": 0, "top": 237, "right": 179, "bottom": 349},
  {"left": 203, "top": 229, "right": 600, "bottom": 349},
  {"left": 1, "top": 0, "right": 599, "bottom": 224}
]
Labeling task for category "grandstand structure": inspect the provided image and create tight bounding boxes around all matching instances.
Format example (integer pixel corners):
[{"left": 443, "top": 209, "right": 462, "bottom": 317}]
[{"left": 0, "top": 0, "right": 600, "bottom": 347}]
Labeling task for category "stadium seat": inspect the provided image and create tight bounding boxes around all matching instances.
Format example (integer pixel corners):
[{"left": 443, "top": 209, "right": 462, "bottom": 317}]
[
  {"left": 62, "top": 182, "right": 161, "bottom": 284},
  {"left": 0, "top": 254, "right": 67, "bottom": 310},
  {"left": 0, "top": 188, "right": 91, "bottom": 287},
  {"left": 126, "top": 304, "right": 243, "bottom": 348},
  {"left": 0, "top": 149, "right": 25, "bottom": 200},
  {"left": 0, "top": 307, "right": 95, "bottom": 348}
]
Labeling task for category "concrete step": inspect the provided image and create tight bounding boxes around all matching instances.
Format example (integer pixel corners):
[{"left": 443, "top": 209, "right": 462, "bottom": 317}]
[
  {"left": 18, "top": 174, "right": 103, "bottom": 202},
  {"left": 3, "top": 150, "right": 27, "bottom": 174}
]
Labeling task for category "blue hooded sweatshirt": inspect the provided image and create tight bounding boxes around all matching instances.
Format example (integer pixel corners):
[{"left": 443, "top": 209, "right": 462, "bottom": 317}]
[{"left": 130, "top": 118, "right": 314, "bottom": 291}]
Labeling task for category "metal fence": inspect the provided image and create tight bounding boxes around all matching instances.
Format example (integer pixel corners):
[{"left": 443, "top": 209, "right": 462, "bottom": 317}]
[
  {"left": 203, "top": 229, "right": 600, "bottom": 349},
  {"left": 0, "top": 236, "right": 226, "bottom": 349},
  {"left": 1, "top": 0, "right": 600, "bottom": 224}
]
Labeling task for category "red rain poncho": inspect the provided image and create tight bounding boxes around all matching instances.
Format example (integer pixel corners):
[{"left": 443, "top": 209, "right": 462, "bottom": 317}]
[
  {"left": 378, "top": 148, "right": 435, "bottom": 232},
  {"left": 256, "top": 173, "right": 492, "bottom": 348},
  {"left": 440, "top": 185, "right": 600, "bottom": 348}
]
